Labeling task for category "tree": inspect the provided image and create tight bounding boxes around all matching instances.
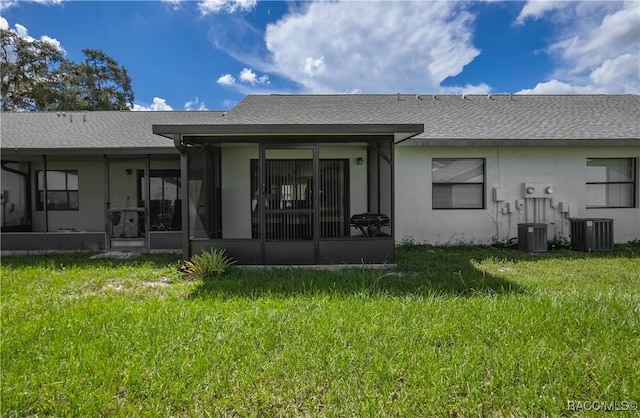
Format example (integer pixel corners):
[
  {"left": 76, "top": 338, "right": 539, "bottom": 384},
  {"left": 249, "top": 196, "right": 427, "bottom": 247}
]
[
  {"left": 56, "top": 49, "right": 134, "bottom": 111},
  {"left": 0, "top": 29, "right": 134, "bottom": 111},
  {"left": 1, "top": 29, "right": 64, "bottom": 111}
]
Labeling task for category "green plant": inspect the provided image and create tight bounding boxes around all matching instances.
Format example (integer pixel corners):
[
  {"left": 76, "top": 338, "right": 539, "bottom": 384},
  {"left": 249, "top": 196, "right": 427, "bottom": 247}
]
[{"left": 183, "top": 248, "right": 236, "bottom": 278}]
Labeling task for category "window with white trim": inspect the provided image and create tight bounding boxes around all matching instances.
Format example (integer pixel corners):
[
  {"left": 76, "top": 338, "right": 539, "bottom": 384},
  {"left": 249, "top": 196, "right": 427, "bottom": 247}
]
[
  {"left": 432, "top": 158, "right": 484, "bottom": 209},
  {"left": 587, "top": 158, "right": 636, "bottom": 208}
]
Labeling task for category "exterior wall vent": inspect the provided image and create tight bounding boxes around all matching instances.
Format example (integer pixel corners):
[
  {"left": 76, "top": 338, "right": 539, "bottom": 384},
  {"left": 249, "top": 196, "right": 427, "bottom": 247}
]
[
  {"left": 518, "top": 223, "right": 547, "bottom": 252},
  {"left": 570, "top": 218, "right": 614, "bottom": 252}
]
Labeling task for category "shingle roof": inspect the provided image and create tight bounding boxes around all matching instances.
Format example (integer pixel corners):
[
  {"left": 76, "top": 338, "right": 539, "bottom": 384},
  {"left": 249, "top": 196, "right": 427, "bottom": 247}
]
[
  {"left": 224, "top": 94, "right": 640, "bottom": 140},
  {"left": 2, "top": 95, "right": 638, "bottom": 154},
  {"left": 1, "top": 110, "right": 228, "bottom": 153}
]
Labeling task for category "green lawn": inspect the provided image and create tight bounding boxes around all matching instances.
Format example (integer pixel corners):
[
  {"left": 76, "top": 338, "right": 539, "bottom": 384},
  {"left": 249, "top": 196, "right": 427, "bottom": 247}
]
[{"left": 2, "top": 245, "right": 639, "bottom": 416}]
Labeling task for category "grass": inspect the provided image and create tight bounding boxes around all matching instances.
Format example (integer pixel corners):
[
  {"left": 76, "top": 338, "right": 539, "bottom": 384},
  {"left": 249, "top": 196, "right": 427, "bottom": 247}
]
[{"left": 2, "top": 245, "right": 639, "bottom": 416}]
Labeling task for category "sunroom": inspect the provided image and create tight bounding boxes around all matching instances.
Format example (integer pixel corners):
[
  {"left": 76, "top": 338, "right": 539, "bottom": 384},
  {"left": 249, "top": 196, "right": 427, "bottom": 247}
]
[{"left": 152, "top": 123, "right": 423, "bottom": 265}]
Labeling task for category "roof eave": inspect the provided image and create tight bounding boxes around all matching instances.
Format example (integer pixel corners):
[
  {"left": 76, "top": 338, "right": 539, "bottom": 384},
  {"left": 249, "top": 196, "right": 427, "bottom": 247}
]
[
  {"left": 399, "top": 138, "right": 640, "bottom": 147},
  {"left": 152, "top": 123, "right": 425, "bottom": 139},
  {"left": 1, "top": 147, "right": 178, "bottom": 156}
]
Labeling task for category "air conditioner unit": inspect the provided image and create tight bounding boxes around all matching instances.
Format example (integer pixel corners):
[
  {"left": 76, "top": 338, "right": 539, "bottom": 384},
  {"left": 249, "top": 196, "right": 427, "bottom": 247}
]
[
  {"left": 570, "top": 218, "right": 613, "bottom": 252},
  {"left": 518, "top": 223, "right": 548, "bottom": 252}
]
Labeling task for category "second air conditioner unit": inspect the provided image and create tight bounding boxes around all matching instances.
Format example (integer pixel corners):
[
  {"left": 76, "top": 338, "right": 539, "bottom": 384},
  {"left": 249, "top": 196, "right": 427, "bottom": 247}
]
[{"left": 518, "top": 223, "right": 548, "bottom": 252}]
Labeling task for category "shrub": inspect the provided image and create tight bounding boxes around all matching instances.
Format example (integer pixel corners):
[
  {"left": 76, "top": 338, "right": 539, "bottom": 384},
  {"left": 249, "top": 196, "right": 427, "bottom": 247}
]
[{"left": 183, "top": 249, "right": 236, "bottom": 279}]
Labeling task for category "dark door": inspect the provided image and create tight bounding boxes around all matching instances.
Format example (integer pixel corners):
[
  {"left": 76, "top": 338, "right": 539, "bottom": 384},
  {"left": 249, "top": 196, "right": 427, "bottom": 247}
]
[
  {"left": 1, "top": 161, "right": 32, "bottom": 232},
  {"left": 258, "top": 145, "right": 317, "bottom": 264}
]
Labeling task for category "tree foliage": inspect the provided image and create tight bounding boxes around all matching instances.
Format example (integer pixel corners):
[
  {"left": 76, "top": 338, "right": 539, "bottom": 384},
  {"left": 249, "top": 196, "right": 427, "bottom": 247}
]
[{"left": 1, "top": 29, "right": 134, "bottom": 111}]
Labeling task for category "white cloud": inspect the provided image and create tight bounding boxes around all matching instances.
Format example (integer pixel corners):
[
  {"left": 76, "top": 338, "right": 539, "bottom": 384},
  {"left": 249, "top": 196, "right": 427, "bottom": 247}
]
[
  {"left": 516, "top": 0, "right": 567, "bottom": 24},
  {"left": 30, "top": 0, "right": 63, "bottom": 5},
  {"left": 198, "top": 0, "right": 257, "bottom": 16},
  {"left": 239, "top": 67, "right": 269, "bottom": 85},
  {"left": 14, "top": 23, "right": 30, "bottom": 39},
  {"left": 304, "top": 56, "right": 326, "bottom": 77},
  {"left": 264, "top": 1, "right": 481, "bottom": 94},
  {"left": 556, "top": 3, "right": 639, "bottom": 74},
  {"left": 517, "top": 1, "right": 640, "bottom": 94},
  {"left": 441, "top": 83, "right": 492, "bottom": 95},
  {"left": 132, "top": 97, "right": 174, "bottom": 111},
  {"left": 162, "top": 0, "right": 183, "bottom": 11},
  {"left": 589, "top": 53, "right": 638, "bottom": 87},
  {"left": 41, "top": 35, "right": 64, "bottom": 53},
  {"left": 517, "top": 79, "right": 597, "bottom": 94},
  {"left": 184, "top": 97, "right": 207, "bottom": 111},
  {"left": 1, "top": 0, "right": 62, "bottom": 11},
  {"left": 217, "top": 73, "right": 236, "bottom": 86},
  {"left": 2, "top": 21, "right": 66, "bottom": 54}
]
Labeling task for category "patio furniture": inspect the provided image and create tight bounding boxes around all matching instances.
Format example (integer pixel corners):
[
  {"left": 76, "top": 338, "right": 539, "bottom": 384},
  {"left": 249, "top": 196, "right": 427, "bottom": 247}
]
[{"left": 350, "top": 213, "right": 390, "bottom": 237}]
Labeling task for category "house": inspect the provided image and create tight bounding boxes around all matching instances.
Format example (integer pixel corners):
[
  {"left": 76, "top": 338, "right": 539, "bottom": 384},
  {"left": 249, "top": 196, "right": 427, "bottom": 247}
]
[{"left": 2, "top": 94, "right": 639, "bottom": 264}]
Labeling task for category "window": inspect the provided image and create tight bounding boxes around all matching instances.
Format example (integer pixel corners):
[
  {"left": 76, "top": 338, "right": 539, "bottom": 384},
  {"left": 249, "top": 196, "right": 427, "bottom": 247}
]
[
  {"left": 36, "top": 170, "right": 79, "bottom": 211},
  {"left": 587, "top": 158, "right": 636, "bottom": 208},
  {"left": 138, "top": 169, "right": 182, "bottom": 230},
  {"left": 432, "top": 158, "right": 484, "bottom": 209}
]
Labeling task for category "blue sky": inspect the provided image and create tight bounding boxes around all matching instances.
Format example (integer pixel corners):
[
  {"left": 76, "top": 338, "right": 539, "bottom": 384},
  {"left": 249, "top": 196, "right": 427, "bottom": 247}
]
[{"left": 1, "top": 1, "right": 638, "bottom": 111}]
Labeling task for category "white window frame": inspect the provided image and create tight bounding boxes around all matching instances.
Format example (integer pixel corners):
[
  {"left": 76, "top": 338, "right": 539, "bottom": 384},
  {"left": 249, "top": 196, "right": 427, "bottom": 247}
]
[
  {"left": 586, "top": 158, "right": 636, "bottom": 209},
  {"left": 432, "top": 158, "right": 485, "bottom": 210}
]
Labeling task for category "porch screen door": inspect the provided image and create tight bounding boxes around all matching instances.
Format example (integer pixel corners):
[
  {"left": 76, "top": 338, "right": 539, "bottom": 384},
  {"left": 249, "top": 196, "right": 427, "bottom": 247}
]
[
  {"left": 259, "top": 145, "right": 317, "bottom": 264},
  {"left": 106, "top": 159, "right": 147, "bottom": 249}
]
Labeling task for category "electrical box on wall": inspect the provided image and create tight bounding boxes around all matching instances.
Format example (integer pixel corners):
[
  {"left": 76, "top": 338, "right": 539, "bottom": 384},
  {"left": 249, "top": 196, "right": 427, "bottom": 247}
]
[
  {"left": 559, "top": 202, "right": 569, "bottom": 213},
  {"left": 515, "top": 199, "right": 525, "bottom": 210},
  {"left": 501, "top": 202, "right": 512, "bottom": 214},
  {"left": 493, "top": 187, "right": 505, "bottom": 202}
]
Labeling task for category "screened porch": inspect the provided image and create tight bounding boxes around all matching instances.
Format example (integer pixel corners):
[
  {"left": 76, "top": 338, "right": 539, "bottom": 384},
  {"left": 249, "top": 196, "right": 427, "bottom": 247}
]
[{"left": 152, "top": 123, "right": 423, "bottom": 265}]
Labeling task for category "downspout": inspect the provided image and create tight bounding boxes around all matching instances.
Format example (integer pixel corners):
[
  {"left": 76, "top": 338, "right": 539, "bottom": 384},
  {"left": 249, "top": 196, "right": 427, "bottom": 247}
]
[{"left": 174, "top": 133, "right": 190, "bottom": 261}]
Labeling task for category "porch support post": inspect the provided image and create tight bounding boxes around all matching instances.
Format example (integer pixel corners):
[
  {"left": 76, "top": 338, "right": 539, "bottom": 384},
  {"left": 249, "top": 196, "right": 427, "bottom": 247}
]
[
  {"left": 104, "top": 155, "right": 110, "bottom": 250},
  {"left": 377, "top": 149, "right": 381, "bottom": 213},
  {"left": 42, "top": 155, "right": 48, "bottom": 233},
  {"left": 144, "top": 155, "right": 151, "bottom": 251},
  {"left": 258, "top": 144, "right": 266, "bottom": 264},
  {"left": 312, "top": 142, "right": 320, "bottom": 262},
  {"left": 390, "top": 141, "right": 395, "bottom": 242},
  {"left": 176, "top": 134, "right": 190, "bottom": 260}
]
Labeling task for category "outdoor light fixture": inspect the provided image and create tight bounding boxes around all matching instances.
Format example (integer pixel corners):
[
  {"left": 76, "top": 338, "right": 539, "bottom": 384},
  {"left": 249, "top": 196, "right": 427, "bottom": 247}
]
[
  {"left": 356, "top": 157, "right": 364, "bottom": 165},
  {"left": 125, "top": 169, "right": 132, "bottom": 175}
]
